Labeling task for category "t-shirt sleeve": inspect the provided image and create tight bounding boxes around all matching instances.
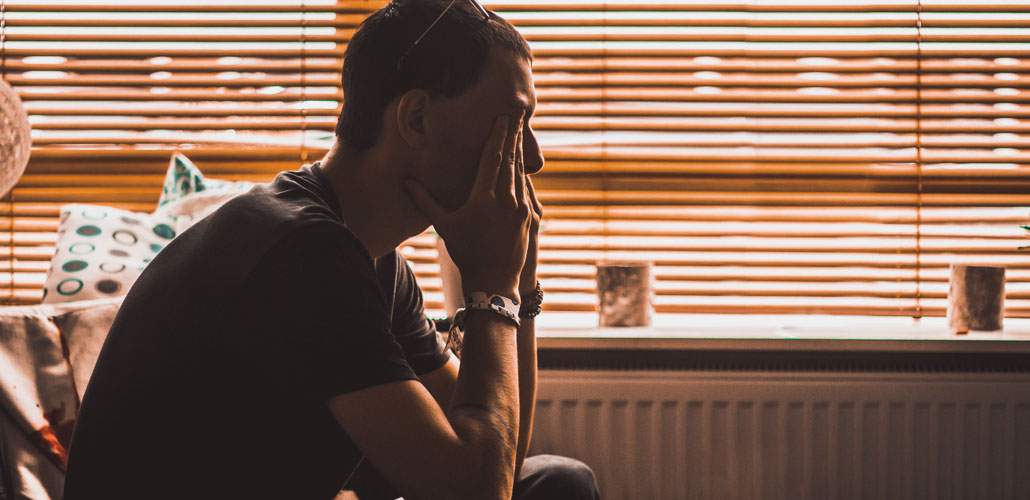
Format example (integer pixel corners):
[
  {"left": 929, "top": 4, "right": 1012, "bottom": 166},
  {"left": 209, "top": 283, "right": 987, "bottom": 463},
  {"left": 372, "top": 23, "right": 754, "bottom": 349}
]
[
  {"left": 390, "top": 253, "right": 451, "bottom": 375},
  {"left": 229, "top": 222, "right": 417, "bottom": 402}
]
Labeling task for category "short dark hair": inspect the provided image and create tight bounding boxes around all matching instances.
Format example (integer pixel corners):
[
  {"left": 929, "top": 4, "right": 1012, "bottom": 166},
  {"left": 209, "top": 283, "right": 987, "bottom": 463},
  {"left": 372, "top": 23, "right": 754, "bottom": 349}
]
[{"left": 336, "top": 0, "right": 532, "bottom": 152}]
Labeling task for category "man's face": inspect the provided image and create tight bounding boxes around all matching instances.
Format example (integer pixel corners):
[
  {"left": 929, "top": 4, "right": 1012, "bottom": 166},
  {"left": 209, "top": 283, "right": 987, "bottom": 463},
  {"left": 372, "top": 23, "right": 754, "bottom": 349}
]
[{"left": 419, "top": 47, "right": 543, "bottom": 211}]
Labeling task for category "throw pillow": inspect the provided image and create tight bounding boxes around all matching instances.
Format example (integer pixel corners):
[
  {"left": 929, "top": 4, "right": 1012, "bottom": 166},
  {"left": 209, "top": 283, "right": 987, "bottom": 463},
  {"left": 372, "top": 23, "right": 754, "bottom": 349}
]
[
  {"left": 155, "top": 153, "right": 253, "bottom": 233},
  {"left": 157, "top": 152, "right": 234, "bottom": 208},
  {"left": 156, "top": 188, "right": 249, "bottom": 235},
  {"left": 41, "top": 204, "right": 178, "bottom": 304}
]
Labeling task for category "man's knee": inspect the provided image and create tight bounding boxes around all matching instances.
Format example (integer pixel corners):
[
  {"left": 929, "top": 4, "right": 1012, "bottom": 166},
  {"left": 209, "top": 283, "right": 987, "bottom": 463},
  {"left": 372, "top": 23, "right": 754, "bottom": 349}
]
[{"left": 515, "top": 455, "right": 600, "bottom": 500}]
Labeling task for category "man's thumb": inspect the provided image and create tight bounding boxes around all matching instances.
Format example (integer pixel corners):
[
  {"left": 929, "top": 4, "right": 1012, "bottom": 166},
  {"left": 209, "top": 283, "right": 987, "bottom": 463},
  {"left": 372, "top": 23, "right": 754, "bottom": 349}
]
[{"left": 403, "top": 179, "right": 444, "bottom": 222}]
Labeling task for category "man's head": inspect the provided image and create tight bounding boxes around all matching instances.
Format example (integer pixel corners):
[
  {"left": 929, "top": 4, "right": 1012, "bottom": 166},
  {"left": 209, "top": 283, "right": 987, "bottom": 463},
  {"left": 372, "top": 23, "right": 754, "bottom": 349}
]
[{"left": 336, "top": 0, "right": 543, "bottom": 210}]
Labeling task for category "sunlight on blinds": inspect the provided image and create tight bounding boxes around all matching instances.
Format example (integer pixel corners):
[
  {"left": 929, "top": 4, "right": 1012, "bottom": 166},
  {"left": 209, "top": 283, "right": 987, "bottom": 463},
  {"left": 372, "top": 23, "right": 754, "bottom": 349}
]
[{"left": 0, "top": 0, "right": 1028, "bottom": 321}]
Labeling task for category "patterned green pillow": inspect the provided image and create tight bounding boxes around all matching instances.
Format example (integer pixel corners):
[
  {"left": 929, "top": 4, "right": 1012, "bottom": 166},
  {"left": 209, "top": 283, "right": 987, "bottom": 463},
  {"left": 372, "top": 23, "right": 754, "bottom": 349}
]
[
  {"left": 155, "top": 153, "right": 254, "bottom": 232},
  {"left": 158, "top": 153, "right": 257, "bottom": 207},
  {"left": 157, "top": 153, "right": 234, "bottom": 208},
  {"left": 42, "top": 204, "right": 178, "bottom": 303}
]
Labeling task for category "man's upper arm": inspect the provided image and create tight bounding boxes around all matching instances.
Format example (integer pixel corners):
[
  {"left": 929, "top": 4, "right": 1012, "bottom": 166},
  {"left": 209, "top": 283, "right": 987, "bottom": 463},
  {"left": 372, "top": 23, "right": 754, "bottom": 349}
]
[
  {"left": 390, "top": 253, "right": 451, "bottom": 375},
  {"left": 233, "top": 224, "right": 482, "bottom": 498},
  {"left": 419, "top": 351, "right": 460, "bottom": 409},
  {"left": 230, "top": 223, "right": 417, "bottom": 401},
  {"left": 389, "top": 254, "right": 460, "bottom": 406}
]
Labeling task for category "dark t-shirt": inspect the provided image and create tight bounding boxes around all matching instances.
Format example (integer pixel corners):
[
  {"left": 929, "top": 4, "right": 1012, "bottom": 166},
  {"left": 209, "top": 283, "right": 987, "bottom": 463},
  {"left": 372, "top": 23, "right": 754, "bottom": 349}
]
[{"left": 64, "top": 163, "right": 450, "bottom": 500}]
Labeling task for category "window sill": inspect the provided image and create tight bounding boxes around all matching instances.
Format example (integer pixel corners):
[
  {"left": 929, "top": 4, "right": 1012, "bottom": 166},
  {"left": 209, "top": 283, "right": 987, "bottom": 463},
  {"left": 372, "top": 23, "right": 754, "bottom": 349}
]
[{"left": 536, "top": 313, "right": 1030, "bottom": 354}]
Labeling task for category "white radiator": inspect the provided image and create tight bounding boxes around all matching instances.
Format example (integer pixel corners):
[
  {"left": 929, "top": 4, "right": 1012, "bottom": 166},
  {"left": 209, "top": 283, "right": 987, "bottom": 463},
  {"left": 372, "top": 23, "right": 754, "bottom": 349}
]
[{"left": 531, "top": 370, "right": 1030, "bottom": 500}]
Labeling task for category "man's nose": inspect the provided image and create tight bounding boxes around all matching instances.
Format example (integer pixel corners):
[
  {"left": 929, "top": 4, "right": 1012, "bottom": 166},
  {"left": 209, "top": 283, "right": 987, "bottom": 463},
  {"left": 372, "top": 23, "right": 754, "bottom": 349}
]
[{"left": 523, "top": 126, "right": 545, "bottom": 174}]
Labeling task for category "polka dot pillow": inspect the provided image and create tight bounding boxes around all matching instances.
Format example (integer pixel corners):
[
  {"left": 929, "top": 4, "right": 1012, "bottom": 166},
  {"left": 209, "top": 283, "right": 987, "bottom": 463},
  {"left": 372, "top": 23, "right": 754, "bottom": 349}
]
[{"left": 42, "top": 204, "right": 178, "bottom": 303}]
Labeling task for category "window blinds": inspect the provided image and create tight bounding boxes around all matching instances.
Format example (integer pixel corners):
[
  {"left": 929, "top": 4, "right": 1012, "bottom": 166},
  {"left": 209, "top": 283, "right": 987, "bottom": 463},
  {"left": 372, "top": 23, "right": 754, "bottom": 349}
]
[
  {"left": 1, "top": 0, "right": 1028, "bottom": 319},
  {"left": 0, "top": 0, "right": 346, "bottom": 303}
]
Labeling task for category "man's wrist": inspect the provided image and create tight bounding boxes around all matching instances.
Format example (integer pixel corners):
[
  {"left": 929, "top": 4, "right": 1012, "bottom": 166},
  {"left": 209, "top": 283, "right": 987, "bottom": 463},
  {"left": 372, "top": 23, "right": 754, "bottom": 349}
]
[
  {"left": 462, "top": 307, "right": 519, "bottom": 328},
  {"left": 518, "top": 280, "right": 544, "bottom": 319},
  {"left": 518, "top": 269, "right": 537, "bottom": 296},
  {"left": 461, "top": 281, "right": 519, "bottom": 303}
]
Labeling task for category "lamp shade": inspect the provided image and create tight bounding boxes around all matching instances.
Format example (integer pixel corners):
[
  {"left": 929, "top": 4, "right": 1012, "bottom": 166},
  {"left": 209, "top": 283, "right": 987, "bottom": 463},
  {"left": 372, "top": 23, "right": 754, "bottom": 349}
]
[{"left": 0, "top": 78, "right": 31, "bottom": 198}]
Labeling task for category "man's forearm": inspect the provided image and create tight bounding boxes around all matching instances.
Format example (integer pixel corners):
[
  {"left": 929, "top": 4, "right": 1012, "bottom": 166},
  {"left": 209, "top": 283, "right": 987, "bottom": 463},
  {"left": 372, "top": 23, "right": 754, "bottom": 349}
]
[
  {"left": 514, "top": 315, "right": 537, "bottom": 478},
  {"left": 446, "top": 310, "right": 521, "bottom": 499}
]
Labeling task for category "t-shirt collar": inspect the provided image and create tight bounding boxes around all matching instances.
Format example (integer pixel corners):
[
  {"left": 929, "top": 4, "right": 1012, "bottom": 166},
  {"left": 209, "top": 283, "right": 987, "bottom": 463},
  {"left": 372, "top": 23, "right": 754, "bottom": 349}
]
[{"left": 309, "top": 161, "right": 347, "bottom": 225}]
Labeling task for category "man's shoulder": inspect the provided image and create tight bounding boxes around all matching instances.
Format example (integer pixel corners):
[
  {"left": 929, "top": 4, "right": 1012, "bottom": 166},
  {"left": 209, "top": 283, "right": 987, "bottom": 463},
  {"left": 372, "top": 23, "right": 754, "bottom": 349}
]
[
  {"left": 197, "top": 167, "right": 354, "bottom": 258},
  {"left": 259, "top": 216, "right": 371, "bottom": 268},
  {"left": 228, "top": 191, "right": 372, "bottom": 281},
  {"left": 136, "top": 167, "right": 358, "bottom": 294},
  {"left": 212, "top": 175, "right": 340, "bottom": 235}
]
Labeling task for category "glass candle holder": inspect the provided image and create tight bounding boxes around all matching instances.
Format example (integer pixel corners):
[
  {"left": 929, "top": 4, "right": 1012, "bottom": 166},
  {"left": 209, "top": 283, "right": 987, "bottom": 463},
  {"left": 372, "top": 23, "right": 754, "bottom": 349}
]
[
  {"left": 596, "top": 261, "right": 654, "bottom": 327},
  {"left": 947, "top": 264, "right": 1005, "bottom": 334}
]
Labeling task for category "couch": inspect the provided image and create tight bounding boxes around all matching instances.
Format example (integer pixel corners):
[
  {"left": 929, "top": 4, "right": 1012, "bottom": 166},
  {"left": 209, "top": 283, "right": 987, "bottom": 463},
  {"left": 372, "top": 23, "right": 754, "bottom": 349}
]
[{"left": 0, "top": 298, "right": 123, "bottom": 499}]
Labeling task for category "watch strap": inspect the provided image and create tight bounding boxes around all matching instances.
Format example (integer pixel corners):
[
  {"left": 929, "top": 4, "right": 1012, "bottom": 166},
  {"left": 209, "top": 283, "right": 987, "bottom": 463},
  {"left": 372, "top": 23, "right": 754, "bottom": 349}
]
[{"left": 454, "top": 291, "right": 521, "bottom": 328}]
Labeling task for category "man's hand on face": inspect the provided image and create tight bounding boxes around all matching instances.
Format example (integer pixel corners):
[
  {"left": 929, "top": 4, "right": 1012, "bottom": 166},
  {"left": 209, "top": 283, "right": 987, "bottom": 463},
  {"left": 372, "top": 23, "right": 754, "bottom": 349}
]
[
  {"left": 405, "top": 113, "right": 532, "bottom": 301},
  {"left": 518, "top": 133, "right": 543, "bottom": 297}
]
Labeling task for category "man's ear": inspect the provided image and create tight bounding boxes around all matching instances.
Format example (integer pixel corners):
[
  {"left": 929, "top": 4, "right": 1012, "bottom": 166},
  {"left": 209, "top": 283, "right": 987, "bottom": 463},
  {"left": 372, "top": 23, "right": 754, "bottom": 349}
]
[{"left": 395, "top": 89, "right": 430, "bottom": 148}]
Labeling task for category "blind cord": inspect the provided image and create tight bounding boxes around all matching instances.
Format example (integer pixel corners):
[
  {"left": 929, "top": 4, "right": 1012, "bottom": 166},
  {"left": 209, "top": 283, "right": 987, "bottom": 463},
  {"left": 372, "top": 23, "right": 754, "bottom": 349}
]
[
  {"left": 299, "top": 0, "right": 308, "bottom": 164},
  {"left": 0, "top": 0, "right": 5, "bottom": 77},
  {"left": 914, "top": 0, "right": 924, "bottom": 319},
  {"left": 1, "top": 0, "right": 12, "bottom": 305},
  {"left": 0, "top": 0, "right": 5, "bottom": 76},
  {"left": 600, "top": 1, "right": 609, "bottom": 267}
]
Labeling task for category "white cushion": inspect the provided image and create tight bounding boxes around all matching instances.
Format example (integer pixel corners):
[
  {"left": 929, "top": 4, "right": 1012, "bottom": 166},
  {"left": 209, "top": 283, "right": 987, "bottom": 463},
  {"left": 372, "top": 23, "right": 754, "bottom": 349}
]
[{"left": 41, "top": 204, "right": 177, "bottom": 304}]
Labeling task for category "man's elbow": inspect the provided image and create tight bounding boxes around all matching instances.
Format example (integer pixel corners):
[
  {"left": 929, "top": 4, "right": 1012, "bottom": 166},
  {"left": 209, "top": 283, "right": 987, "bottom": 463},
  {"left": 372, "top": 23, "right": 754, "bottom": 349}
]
[
  {"left": 409, "top": 444, "right": 515, "bottom": 500},
  {"left": 403, "top": 420, "right": 512, "bottom": 498},
  {"left": 465, "top": 433, "right": 518, "bottom": 498},
  {"left": 446, "top": 449, "right": 516, "bottom": 500},
  {"left": 442, "top": 413, "right": 518, "bottom": 500}
]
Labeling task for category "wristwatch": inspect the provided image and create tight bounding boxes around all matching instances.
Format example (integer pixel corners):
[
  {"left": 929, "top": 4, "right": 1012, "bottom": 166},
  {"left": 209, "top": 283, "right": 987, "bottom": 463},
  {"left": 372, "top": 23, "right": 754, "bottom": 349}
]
[{"left": 452, "top": 291, "right": 521, "bottom": 331}]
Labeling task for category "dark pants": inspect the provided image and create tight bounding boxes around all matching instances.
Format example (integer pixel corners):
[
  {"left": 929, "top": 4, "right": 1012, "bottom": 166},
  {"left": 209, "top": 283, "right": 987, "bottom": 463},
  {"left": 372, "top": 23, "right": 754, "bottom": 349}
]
[{"left": 346, "top": 454, "right": 601, "bottom": 500}]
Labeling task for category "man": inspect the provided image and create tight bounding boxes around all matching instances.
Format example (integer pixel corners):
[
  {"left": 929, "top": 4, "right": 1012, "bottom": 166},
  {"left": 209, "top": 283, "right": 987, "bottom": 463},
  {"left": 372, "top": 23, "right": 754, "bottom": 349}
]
[{"left": 63, "top": 1, "right": 600, "bottom": 499}]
